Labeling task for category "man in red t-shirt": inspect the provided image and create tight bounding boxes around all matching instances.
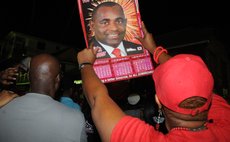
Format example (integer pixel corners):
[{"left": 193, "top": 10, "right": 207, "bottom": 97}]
[{"left": 77, "top": 22, "right": 230, "bottom": 142}]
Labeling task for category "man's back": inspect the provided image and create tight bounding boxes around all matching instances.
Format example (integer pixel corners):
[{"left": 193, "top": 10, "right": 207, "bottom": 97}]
[{"left": 0, "top": 93, "right": 87, "bottom": 142}]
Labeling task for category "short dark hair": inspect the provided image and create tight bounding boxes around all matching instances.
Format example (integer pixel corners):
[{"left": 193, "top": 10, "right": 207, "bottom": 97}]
[{"left": 92, "top": 1, "right": 124, "bottom": 21}]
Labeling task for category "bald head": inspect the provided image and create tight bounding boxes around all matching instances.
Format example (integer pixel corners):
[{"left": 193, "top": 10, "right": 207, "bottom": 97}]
[{"left": 29, "top": 54, "right": 61, "bottom": 97}]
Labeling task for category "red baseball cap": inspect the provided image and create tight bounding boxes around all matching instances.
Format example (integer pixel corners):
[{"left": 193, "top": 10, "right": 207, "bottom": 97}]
[{"left": 153, "top": 54, "right": 214, "bottom": 115}]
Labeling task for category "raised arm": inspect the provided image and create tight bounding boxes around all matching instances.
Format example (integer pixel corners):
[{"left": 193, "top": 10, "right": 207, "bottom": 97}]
[
  {"left": 136, "top": 22, "right": 171, "bottom": 64},
  {"left": 77, "top": 48, "right": 125, "bottom": 142},
  {"left": 0, "top": 66, "right": 20, "bottom": 108},
  {"left": 0, "top": 66, "right": 19, "bottom": 86}
]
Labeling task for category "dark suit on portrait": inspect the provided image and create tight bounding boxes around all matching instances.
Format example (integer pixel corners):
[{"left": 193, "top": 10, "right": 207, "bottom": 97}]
[{"left": 90, "top": 37, "right": 144, "bottom": 59}]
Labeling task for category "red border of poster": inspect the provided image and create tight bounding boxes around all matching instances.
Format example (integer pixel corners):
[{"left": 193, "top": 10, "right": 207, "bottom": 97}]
[{"left": 77, "top": 0, "right": 154, "bottom": 83}]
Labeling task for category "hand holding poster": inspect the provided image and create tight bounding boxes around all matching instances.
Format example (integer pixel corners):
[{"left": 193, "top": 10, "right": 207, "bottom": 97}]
[{"left": 77, "top": 0, "right": 154, "bottom": 83}]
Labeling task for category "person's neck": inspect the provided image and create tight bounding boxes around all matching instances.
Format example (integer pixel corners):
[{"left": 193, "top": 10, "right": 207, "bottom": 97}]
[
  {"left": 97, "top": 40, "right": 121, "bottom": 49},
  {"left": 168, "top": 119, "right": 207, "bottom": 131},
  {"left": 30, "top": 88, "right": 53, "bottom": 98},
  {"left": 163, "top": 107, "right": 209, "bottom": 132}
]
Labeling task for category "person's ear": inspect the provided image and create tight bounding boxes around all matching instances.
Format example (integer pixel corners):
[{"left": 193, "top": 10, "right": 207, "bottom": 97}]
[
  {"left": 56, "top": 74, "right": 61, "bottom": 83},
  {"left": 155, "top": 95, "right": 162, "bottom": 108},
  {"left": 55, "top": 74, "right": 61, "bottom": 90},
  {"left": 89, "top": 21, "right": 95, "bottom": 36}
]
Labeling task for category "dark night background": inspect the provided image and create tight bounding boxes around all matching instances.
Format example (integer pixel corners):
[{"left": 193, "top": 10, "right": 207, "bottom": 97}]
[{"left": 0, "top": 0, "right": 229, "bottom": 48}]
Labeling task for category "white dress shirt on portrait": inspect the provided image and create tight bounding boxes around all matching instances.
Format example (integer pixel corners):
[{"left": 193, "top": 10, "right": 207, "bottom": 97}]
[{"left": 98, "top": 41, "right": 127, "bottom": 58}]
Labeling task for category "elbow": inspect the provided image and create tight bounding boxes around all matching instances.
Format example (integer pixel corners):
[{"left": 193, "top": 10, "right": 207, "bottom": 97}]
[{"left": 85, "top": 85, "right": 109, "bottom": 108}]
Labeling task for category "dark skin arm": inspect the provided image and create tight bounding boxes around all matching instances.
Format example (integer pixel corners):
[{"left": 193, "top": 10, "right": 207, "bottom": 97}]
[
  {"left": 0, "top": 66, "right": 19, "bottom": 85},
  {"left": 0, "top": 90, "right": 18, "bottom": 108},
  {"left": 0, "top": 66, "right": 19, "bottom": 108},
  {"left": 77, "top": 22, "right": 171, "bottom": 142},
  {"left": 136, "top": 22, "right": 171, "bottom": 64},
  {"left": 77, "top": 48, "right": 125, "bottom": 142}
]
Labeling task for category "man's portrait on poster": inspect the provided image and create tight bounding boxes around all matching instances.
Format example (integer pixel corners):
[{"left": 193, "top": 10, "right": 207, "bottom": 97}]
[{"left": 87, "top": 1, "right": 144, "bottom": 59}]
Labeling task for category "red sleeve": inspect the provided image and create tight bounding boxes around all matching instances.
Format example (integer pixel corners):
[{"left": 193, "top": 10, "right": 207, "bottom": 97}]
[
  {"left": 110, "top": 116, "right": 165, "bottom": 142},
  {"left": 208, "top": 94, "right": 230, "bottom": 120}
]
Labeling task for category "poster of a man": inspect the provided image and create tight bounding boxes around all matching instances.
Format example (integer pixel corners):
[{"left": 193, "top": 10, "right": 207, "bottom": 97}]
[
  {"left": 78, "top": 0, "right": 154, "bottom": 83},
  {"left": 89, "top": 1, "right": 144, "bottom": 59}
]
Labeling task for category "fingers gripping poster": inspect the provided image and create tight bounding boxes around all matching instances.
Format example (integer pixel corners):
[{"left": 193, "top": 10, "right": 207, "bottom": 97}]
[{"left": 77, "top": 0, "right": 154, "bottom": 83}]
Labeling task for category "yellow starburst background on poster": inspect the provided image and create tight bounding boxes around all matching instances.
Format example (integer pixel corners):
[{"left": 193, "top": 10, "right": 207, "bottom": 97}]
[{"left": 86, "top": 0, "right": 142, "bottom": 44}]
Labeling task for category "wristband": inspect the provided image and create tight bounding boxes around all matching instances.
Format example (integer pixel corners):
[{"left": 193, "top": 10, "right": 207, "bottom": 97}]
[
  {"left": 79, "top": 62, "right": 92, "bottom": 70},
  {"left": 155, "top": 48, "right": 168, "bottom": 64},
  {"left": 153, "top": 46, "right": 168, "bottom": 64},
  {"left": 153, "top": 46, "right": 164, "bottom": 62}
]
